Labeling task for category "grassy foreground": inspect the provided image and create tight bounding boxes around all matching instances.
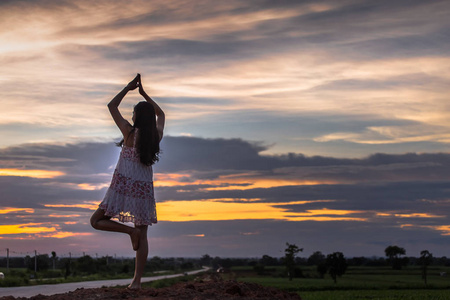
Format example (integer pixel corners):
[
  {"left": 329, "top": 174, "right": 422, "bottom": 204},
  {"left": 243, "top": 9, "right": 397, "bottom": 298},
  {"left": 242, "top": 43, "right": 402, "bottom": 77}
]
[
  {"left": 230, "top": 266, "right": 450, "bottom": 300},
  {"left": 0, "top": 267, "right": 178, "bottom": 287}
]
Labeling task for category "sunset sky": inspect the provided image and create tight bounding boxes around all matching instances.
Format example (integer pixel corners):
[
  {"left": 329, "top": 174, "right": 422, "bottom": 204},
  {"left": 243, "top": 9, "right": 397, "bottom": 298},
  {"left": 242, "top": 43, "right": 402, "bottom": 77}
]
[{"left": 1, "top": 0, "right": 450, "bottom": 259}]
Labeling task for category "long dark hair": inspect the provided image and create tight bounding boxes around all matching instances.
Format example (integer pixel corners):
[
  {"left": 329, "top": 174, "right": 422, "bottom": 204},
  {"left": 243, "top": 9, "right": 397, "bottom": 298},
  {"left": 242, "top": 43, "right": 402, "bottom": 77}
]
[{"left": 118, "top": 101, "right": 160, "bottom": 165}]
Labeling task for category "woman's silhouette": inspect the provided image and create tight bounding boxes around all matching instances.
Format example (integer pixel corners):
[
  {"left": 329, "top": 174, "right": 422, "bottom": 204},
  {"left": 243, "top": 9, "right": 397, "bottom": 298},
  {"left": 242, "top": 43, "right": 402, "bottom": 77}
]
[{"left": 90, "top": 74, "right": 165, "bottom": 289}]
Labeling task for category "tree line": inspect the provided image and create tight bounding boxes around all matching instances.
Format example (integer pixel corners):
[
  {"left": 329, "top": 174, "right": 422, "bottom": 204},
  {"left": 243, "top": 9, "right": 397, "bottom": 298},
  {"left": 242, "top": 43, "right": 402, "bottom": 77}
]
[
  {"left": 0, "top": 254, "right": 198, "bottom": 279},
  {"left": 1, "top": 245, "right": 448, "bottom": 285},
  {"left": 279, "top": 243, "right": 446, "bottom": 284}
]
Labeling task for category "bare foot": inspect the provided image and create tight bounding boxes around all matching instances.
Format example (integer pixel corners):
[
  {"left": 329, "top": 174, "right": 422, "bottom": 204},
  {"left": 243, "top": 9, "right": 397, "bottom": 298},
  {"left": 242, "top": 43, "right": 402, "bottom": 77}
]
[
  {"left": 127, "top": 282, "right": 141, "bottom": 290},
  {"left": 130, "top": 228, "right": 141, "bottom": 251}
]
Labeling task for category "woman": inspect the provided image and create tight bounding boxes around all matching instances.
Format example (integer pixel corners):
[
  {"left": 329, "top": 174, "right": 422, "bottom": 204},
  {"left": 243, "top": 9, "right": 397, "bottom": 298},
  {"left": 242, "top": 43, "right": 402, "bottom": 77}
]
[{"left": 90, "top": 74, "right": 165, "bottom": 289}]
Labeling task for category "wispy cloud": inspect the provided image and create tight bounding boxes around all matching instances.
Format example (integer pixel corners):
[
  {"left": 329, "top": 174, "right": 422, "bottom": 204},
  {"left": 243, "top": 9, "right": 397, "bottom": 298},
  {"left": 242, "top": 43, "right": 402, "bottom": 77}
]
[{"left": 1, "top": 0, "right": 449, "bottom": 156}]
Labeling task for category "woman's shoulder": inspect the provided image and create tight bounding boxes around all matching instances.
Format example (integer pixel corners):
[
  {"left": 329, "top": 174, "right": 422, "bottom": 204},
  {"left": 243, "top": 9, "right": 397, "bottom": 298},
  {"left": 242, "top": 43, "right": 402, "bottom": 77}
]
[{"left": 124, "top": 127, "right": 137, "bottom": 148}]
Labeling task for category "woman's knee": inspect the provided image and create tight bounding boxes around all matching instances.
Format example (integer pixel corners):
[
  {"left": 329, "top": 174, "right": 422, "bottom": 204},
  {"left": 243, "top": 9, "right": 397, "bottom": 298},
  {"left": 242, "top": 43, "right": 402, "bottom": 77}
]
[
  {"left": 90, "top": 208, "right": 105, "bottom": 229},
  {"left": 90, "top": 214, "right": 98, "bottom": 229}
]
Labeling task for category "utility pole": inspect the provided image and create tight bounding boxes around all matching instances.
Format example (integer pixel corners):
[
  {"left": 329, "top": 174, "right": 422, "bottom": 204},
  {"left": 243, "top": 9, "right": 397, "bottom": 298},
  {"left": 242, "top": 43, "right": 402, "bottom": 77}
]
[
  {"left": 6, "top": 248, "right": 9, "bottom": 271},
  {"left": 34, "top": 250, "right": 37, "bottom": 273}
]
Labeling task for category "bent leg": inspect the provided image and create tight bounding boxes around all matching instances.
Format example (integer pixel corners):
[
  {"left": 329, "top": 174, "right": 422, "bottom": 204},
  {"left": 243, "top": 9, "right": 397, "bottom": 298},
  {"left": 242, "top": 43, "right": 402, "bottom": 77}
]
[
  {"left": 129, "top": 224, "right": 148, "bottom": 289},
  {"left": 90, "top": 208, "right": 141, "bottom": 250}
]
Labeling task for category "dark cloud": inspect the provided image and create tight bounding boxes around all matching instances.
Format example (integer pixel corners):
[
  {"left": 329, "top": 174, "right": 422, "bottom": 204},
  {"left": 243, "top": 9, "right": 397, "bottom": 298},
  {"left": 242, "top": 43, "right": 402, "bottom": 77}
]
[
  {"left": 1, "top": 136, "right": 449, "bottom": 256},
  {"left": 3, "top": 136, "right": 450, "bottom": 182},
  {"left": 0, "top": 175, "right": 103, "bottom": 208},
  {"left": 159, "top": 136, "right": 450, "bottom": 174},
  {"left": 0, "top": 141, "right": 120, "bottom": 173}
]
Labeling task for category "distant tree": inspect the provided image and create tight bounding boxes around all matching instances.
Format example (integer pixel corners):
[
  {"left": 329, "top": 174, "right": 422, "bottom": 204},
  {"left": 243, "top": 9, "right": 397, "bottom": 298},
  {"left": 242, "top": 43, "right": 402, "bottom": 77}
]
[
  {"left": 307, "top": 251, "right": 325, "bottom": 266},
  {"left": 307, "top": 251, "right": 327, "bottom": 279},
  {"left": 419, "top": 250, "right": 433, "bottom": 286},
  {"left": 436, "top": 256, "right": 450, "bottom": 266},
  {"left": 260, "top": 254, "right": 278, "bottom": 266},
  {"left": 26, "top": 254, "right": 50, "bottom": 272},
  {"left": 200, "top": 254, "right": 212, "bottom": 267},
  {"left": 212, "top": 256, "right": 222, "bottom": 270},
  {"left": 181, "top": 261, "right": 194, "bottom": 270},
  {"left": 75, "top": 255, "right": 96, "bottom": 274},
  {"left": 385, "top": 245, "right": 407, "bottom": 270},
  {"left": 348, "top": 256, "right": 368, "bottom": 266},
  {"left": 148, "top": 256, "right": 163, "bottom": 271},
  {"left": 326, "top": 252, "right": 347, "bottom": 284},
  {"left": 284, "top": 243, "right": 303, "bottom": 281}
]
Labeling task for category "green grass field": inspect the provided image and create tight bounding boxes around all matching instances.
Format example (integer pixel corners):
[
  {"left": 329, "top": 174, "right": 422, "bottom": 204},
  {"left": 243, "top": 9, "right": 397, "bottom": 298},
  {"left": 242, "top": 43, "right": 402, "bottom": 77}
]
[
  {"left": 231, "top": 266, "right": 450, "bottom": 300},
  {"left": 300, "top": 290, "right": 449, "bottom": 300}
]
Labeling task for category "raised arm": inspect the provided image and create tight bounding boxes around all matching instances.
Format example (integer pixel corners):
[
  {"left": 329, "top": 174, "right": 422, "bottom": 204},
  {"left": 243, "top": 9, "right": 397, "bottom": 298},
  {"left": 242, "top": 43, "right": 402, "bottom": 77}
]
[
  {"left": 107, "top": 74, "right": 139, "bottom": 139},
  {"left": 138, "top": 75, "right": 165, "bottom": 141}
]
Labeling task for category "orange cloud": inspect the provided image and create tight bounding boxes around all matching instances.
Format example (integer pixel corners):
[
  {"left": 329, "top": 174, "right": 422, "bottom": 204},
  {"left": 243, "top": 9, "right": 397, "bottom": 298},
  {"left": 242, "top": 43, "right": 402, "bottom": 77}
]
[
  {"left": 77, "top": 183, "right": 109, "bottom": 190},
  {"left": 394, "top": 213, "right": 445, "bottom": 218},
  {"left": 44, "top": 203, "right": 98, "bottom": 210},
  {"left": 0, "top": 208, "right": 34, "bottom": 214},
  {"left": 48, "top": 214, "right": 81, "bottom": 218},
  {"left": 0, "top": 222, "right": 93, "bottom": 239},
  {"left": 377, "top": 212, "right": 445, "bottom": 218},
  {"left": 0, "top": 223, "right": 56, "bottom": 235},
  {"left": 400, "top": 223, "right": 450, "bottom": 236},
  {"left": 432, "top": 225, "right": 450, "bottom": 236},
  {"left": 157, "top": 200, "right": 366, "bottom": 222},
  {"left": 154, "top": 172, "right": 336, "bottom": 190},
  {"left": 36, "top": 232, "right": 94, "bottom": 239},
  {"left": 0, "top": 168, "right": 65, "bottom": 178}
]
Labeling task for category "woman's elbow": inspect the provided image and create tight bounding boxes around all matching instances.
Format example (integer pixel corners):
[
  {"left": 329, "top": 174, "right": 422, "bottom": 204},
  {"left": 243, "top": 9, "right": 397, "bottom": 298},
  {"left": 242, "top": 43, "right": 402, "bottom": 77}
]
[{"left": 107, "top": 102, "right": 118, "bottom": 111}]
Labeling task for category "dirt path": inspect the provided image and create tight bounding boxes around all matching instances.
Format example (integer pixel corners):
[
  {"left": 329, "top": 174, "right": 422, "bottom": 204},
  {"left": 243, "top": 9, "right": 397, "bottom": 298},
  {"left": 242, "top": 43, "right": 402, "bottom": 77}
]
[
  {"left": 0, "top": 268, "right": 209, "bottom": 298},
  {"left": 0, "top": 273, "right": 302, "bottom": 300}
]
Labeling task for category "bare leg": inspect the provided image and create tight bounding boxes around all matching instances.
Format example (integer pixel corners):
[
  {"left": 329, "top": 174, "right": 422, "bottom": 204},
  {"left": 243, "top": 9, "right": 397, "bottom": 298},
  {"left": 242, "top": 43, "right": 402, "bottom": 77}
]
[
  {"left": 128, "top": 225, "right": 148, "bottom": 289},
  {"left": 90, "top": 208, "right": 141, "bottom": 250}
]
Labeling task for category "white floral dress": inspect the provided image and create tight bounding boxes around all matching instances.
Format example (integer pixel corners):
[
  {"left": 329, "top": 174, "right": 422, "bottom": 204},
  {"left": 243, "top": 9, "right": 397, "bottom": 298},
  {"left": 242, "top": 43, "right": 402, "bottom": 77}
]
[{"left": 99, "top": 131, "right": 157, "bottom": 226}]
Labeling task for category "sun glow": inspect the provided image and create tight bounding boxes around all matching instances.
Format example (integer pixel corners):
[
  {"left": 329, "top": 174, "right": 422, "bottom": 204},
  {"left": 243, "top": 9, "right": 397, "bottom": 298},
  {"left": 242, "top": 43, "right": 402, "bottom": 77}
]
[{"left": 158, "top": 200, "right": 366, "bottom": 222}]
